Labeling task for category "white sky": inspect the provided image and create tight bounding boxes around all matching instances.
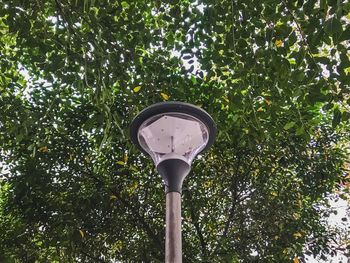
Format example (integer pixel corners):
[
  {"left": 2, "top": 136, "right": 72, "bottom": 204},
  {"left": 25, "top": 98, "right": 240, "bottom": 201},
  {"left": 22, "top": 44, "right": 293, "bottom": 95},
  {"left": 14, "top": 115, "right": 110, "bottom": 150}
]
[{"left": 306, "top": 198, "right": 349, "bottom": 262}]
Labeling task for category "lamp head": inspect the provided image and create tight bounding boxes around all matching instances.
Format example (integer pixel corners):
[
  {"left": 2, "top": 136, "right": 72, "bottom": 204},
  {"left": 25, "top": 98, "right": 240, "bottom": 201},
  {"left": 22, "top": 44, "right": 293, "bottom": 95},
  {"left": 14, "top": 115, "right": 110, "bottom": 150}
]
[{"left": 130, "top": 102, "right": 216, "bottom": 192}]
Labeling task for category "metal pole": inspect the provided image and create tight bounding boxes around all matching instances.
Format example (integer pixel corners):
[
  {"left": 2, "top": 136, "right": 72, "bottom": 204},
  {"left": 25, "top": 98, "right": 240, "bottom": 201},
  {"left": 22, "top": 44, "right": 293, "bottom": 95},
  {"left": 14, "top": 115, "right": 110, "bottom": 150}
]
[{"left": 165, "top": 191, "right": 182, "bottom": 263}]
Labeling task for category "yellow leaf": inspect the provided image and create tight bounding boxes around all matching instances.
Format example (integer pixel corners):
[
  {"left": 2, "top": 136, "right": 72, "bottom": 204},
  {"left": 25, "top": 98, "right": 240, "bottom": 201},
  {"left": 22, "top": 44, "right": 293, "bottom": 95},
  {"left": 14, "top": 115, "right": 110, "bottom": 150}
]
[
  {"left": 133, "top": 86, "right": 141, "bottom": 93},
  {"left": 344, "top": 67, "right": 350, "bottom": 76},
  {"left": 160, "top": 92, "right": 169, "bottom": 101},
  {"left": 271, "top": 191, "right": 278, "bottom": 197},
  {"left": 110, "top": 195, "right": 118, "bottom": 201},
  {"left": 293, "top": 256, "right": 299, "bottom": 263},
  {"left": 257, "top": 107, "right": 264, "bottom": 112},
  {"left": 292, "top": 212, "right": 301, "bottom": 220},
  {"left": 127, "top": 183, "right": 139, "bottom": 195},
  {"left": 293, "top": 232, "right": 302, "bottom": 239},
  {"left": 346, "top": 12, "right": 350, "bottom": 20},
  {"left": 123, "top": 153, "right": 128, "bottom": 163},
  {"left": 275, "top": 39, "right": 283, "bottom": 47},
  {"left": 204, "top": 180, "right": 213, "bottom": 188},
  {"left": 117, "top": 161, "right": 125, "bottom": 165},
  {"left": 129, "top": 165, "right": 139, "bottom": 172},
  {"left": 265, "top": 99, "right": 272, "bottom": 106},
  {"left": 79, "top": 229, "right": 85, "bottom": 238},
  {"left": 112, "top": 240, "right": 123, "bottom": 252},
  {"left": 222, "top": 96, "right": 229, "bottom": 103},
  {"left": 39, "top": 146, "right": 48, "bottom": 153},
  {"left": 276, "top": 20, "right": 284, "bottom": 26}
]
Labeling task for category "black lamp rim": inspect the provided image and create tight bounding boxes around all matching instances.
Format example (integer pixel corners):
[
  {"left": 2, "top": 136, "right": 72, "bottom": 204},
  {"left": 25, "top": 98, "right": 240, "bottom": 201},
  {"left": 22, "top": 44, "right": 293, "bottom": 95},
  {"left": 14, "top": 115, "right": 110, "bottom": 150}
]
[{"left": 130, "top": 101, "right": 216, "bottom": 154}]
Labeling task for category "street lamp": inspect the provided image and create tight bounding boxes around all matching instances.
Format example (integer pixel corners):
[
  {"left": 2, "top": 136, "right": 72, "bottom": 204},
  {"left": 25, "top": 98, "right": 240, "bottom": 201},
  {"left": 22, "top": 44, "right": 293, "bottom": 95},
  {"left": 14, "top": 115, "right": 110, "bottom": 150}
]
[{"left": 130, "top": 101, "right": 216, "bottom": 263}]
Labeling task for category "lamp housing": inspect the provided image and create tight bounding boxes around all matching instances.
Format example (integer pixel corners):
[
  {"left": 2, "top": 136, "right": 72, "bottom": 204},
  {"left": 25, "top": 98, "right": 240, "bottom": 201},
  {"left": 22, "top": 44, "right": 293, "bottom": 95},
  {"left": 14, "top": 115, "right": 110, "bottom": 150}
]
[{"left": 130, "top": 102, "right": 216, "bottom": 192}]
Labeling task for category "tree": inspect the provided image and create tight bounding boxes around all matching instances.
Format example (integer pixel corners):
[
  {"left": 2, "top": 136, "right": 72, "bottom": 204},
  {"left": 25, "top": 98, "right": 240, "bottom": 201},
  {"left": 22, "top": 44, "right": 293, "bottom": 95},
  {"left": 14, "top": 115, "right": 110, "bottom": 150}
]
[{"left": 0, "top": 0, "right": 349, "bottom": 262}]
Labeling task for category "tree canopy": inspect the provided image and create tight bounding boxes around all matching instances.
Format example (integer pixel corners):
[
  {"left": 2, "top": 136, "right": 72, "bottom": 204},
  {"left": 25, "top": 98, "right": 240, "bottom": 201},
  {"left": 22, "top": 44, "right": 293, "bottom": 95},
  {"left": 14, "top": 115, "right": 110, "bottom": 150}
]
[{"left": 0, "top": 0, "right": 350, "bottom": 262}]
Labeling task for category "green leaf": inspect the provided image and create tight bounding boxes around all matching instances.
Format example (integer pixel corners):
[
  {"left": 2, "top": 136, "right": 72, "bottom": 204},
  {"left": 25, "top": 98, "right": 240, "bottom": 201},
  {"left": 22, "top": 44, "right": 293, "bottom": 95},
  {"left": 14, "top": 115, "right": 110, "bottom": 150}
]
[
  {"left": 284, "top": 121, "right": 296, "bottom": 130},
  {"left": 332, "top": 108, "right": 342, "bottom": 128},
  {"left": 324, "top": 17, "right": 343, "bottom": 40},
  {"left": 121, "top": 1, "right": 129, "bottom": 9},
  {"left": 296, "top": 126, "right": 305, "bottom": 136},
  {"left": 339, "top": 26, "right": 350, "bottom": 42}
]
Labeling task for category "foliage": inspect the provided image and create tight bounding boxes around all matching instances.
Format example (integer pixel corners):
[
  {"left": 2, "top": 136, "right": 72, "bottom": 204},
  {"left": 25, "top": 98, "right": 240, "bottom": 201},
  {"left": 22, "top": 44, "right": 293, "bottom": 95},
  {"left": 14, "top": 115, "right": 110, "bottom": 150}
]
[{"left": 0, "top": 0, "right": 350, "bottom": 262}]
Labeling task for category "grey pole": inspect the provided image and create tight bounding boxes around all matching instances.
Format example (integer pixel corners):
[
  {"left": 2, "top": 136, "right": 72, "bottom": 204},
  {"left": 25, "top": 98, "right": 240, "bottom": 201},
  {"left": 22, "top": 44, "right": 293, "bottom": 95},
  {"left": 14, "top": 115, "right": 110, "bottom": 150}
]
[{"left": 165, "top": 192, "right": 182, "bottom": 263}]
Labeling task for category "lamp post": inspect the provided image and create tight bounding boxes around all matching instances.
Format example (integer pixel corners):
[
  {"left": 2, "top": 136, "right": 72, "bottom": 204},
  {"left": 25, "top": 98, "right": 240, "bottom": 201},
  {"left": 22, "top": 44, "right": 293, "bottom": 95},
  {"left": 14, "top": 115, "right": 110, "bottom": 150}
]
[{"left": 130, "top": 102, "right": 216, "bottom": 263}]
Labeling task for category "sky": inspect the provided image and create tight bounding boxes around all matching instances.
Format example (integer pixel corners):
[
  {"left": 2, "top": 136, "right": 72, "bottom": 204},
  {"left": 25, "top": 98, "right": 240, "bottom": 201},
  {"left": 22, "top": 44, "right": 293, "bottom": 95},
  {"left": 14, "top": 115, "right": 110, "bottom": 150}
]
[{"left": 306, "top": 198, "right": 349, "bottom": 263}]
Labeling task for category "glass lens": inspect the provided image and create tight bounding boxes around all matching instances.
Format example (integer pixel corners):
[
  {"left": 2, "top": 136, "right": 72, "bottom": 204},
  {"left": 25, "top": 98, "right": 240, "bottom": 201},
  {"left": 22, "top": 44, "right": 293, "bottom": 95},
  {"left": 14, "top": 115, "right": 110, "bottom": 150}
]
[{"left": 137, "top": 112, "right": 209, "bottom": 165}]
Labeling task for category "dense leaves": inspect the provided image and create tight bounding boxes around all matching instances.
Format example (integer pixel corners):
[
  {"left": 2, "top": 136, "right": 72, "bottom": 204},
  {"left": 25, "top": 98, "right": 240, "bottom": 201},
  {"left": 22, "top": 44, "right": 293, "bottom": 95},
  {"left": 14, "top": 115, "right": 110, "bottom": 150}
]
[{"left": 0, "top": 0, "right": 349, "bottom": 262}]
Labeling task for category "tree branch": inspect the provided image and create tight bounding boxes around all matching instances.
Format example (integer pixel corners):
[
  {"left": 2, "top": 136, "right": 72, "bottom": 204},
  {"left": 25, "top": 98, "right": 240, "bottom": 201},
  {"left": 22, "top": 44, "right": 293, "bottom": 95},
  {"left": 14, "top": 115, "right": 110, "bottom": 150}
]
[
  {"left": 80, "top": 249, "right": 107, "bottom": 263},
  {"left": 187, "top": 191, "right": 207, "bottom": 259},
  {"left": 113, "top": 192, "right": 164, "bottom": 261}
]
